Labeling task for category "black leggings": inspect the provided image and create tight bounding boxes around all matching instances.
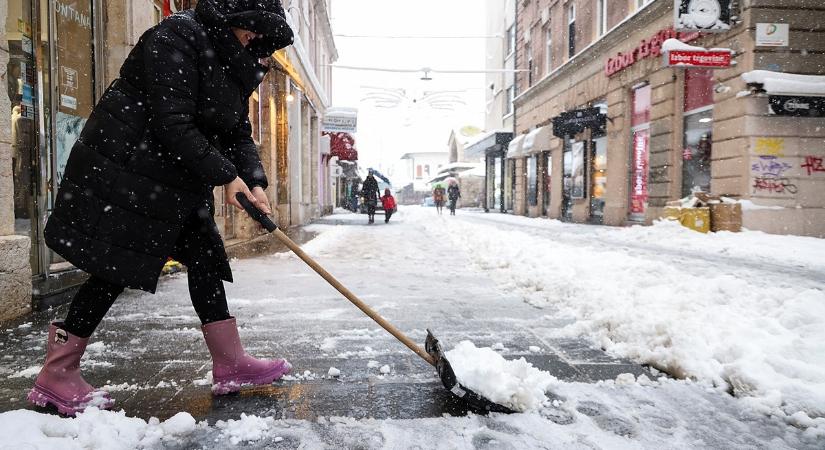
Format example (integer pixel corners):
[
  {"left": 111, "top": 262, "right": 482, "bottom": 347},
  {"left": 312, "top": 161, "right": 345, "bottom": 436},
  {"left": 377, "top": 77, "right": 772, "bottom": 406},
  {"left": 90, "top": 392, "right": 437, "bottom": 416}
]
[{"left": 63, "top": 267, "right": 231, "bottom": 338}]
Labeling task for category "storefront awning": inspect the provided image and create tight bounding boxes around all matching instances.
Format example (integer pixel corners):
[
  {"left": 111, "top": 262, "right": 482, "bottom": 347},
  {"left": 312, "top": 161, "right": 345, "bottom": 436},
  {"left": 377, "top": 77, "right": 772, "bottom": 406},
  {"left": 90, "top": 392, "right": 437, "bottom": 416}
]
[
  {"left": 464, "top": 131, "right": 513, "bottom": 159},
  {"left": 325, "top": 132, "right": 358, "bottom": 161},
  {"left": 506, "top": 134, "right": 525, "bottom": 159},
  {"left": 522, "top": 126, "right": 552, "bottom": 155}
]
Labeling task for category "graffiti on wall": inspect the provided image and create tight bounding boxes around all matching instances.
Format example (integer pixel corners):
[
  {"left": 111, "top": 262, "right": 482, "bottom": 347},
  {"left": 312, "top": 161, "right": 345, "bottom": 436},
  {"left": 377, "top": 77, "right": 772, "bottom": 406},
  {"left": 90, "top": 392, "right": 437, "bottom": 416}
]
[
  {"left": 751, "top": 137, "right": 797, "bottom": 195},
  {"left": 801, "top": 155, "right": 825, "bottom": 176}
]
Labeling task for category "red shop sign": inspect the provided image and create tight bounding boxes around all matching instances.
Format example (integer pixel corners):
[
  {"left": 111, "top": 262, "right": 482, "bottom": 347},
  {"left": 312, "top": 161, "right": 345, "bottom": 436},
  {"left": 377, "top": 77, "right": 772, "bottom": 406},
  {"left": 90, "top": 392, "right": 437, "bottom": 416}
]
[
  {"left": 605, "top": 28, "right": 700, "bottom": 77},
  {"left": 666, "top": 50, "right": 731, "bottom": 68},
  {"left": 630, "top": 129, "right": 649, "bottom": 215}
]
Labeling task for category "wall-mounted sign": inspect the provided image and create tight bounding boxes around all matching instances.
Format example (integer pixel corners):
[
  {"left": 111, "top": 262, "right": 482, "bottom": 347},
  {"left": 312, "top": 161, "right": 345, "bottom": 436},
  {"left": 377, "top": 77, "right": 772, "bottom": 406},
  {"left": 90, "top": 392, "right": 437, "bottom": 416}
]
[
  {"left": 756, "top": 23, "right": 789, "bottom": 47},
  {"left": 769, "top": 95, "right": 825, "bottom": 117},
  {"left": 666, "top": 50, "right": 731, "bottom": 68},
  {"left": 552, "top": 107, "right": 606, "bottom": 138},
  {"left": 605, "top": 28, "right": 700, "bottom": 77},
  {"left": 322, "top": 107, "right": 358, "bottom": 133},
  {"left": 630, "top": 129, "right": 650, "bottom": 219},
  {"left": 675, "top": 0, "right": 732, "bottom": 33}
]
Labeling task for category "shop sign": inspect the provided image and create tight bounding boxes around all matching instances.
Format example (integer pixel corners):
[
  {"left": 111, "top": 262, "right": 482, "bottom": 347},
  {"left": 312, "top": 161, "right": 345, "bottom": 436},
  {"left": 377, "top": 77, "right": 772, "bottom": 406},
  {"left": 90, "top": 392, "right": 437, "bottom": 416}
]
[
  {"left": 605, "top": 28, "right": 700, "bottom": 77},
  {"left": 665, "top": 50, "right": 731, "bottom": 68},
  {"left": 552, "top": 107, "right": 606, "bottom": 138},
  {"left": 674, "top": 0, "right": 732, "bottom": 33},
  {"left": 630, "top": 129, "right": 650, "bottom": 217},
  {"left": 756, "top": 23, "right": 789, "bottom": 47},
  {"left": 768, "top": 95, "right": 825, "bottom": 117},
  {"left": 322, "top": 107, "right": 358, "bottom": 133}
]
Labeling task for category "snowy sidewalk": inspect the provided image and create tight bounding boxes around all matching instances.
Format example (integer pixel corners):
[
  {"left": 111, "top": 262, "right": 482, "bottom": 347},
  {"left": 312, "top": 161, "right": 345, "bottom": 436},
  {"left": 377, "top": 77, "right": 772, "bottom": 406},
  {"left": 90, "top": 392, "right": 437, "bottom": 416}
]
[{"left": 0, "top": 207, "right": 822, "bottom": 449}]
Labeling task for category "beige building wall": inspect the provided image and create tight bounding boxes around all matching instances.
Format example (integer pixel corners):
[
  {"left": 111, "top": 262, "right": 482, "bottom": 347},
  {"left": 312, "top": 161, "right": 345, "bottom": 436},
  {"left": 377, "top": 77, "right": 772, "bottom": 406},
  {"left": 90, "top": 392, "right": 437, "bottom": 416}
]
[
  {"left": 0, "top": 0, "right": 33, "bottom": 321},
  {"left": 514, "top": 0, "right": 825, "bottom": 237}
]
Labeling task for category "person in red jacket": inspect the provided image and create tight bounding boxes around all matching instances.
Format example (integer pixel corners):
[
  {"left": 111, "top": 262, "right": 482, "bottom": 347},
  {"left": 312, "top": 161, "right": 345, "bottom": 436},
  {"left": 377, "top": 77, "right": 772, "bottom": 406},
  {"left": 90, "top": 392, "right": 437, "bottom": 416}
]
[{"left": 381, "top": 188, "right": 397, "bottom": 223}]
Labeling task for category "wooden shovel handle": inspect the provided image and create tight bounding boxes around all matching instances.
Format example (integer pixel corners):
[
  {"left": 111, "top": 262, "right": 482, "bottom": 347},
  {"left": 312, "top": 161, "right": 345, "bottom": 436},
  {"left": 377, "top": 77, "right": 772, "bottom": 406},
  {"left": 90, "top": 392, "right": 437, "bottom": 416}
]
[{"left": 234, "top": 193, "right": 435, "bottom": 366}]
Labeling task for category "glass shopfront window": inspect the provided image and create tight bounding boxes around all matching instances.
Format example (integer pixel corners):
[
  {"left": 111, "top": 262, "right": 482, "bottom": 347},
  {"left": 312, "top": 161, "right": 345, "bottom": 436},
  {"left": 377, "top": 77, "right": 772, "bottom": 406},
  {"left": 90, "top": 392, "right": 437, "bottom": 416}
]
[
  {"left": 590, "top": 136, "right": 607, "bottom": 222},
  {"left": 562, "top": 140, "right": 573, "bottom": 220},
  {"left": 682, "top": 69, "right": 714, "bottom": 197},
  {"left": 542, "top": 151, "right": 551, "bottom": 215},
  {"left": 526, "top": 155, "right": 538, "bottom": 206},
  {"left": 7, "top": 0, "right": 99, "bottom": 279}
]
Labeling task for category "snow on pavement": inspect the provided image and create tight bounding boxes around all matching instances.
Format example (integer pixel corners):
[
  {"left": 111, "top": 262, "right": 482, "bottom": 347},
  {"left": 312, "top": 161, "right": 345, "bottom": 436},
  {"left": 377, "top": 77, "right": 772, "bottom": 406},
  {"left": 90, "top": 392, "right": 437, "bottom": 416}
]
[
  {"left": 428, "top": 208, "right": 825, "bottom": 432},
  {"left": 1, "top": 207, "right": 822, "bottom": 448}
]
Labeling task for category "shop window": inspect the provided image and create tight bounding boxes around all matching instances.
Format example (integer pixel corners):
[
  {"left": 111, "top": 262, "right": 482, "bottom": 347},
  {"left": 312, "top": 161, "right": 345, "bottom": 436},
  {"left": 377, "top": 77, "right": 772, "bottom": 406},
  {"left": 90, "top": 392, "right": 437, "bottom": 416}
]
[
  {"left": 682, "top": 69, "right": 714, "bottom": 197},
  {"left": 542, "top": 151, "right": 552, "bottom": 214},
  {"left": 424, "top": 164, "right": 431, "bottom": 177},
  {"left": 416, "top": 165, "right": 423, "bottom": 179},
  {"left": 527, "top": 155, "right": 538, "bottom": 206},
  {"left": 590, "top": 136, "right": 607, "bottom": 222},
  {"left": 568, "top": 3, "right": 576, "bottom": 58},
  {"left": 630, "top": 84, "right": 651, "bottom": 221}
]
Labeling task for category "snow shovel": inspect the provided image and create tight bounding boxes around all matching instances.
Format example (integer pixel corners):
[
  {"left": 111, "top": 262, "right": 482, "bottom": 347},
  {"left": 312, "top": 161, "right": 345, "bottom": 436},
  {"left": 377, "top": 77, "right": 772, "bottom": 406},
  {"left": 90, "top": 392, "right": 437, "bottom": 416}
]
[{"left": 236, "top": 193, "right": 514, "bottom": 414}]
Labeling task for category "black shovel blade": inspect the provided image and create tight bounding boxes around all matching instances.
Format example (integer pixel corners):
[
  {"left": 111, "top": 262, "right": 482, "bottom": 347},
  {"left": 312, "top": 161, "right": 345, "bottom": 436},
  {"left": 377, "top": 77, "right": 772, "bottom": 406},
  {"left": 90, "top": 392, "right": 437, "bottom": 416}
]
[{"left": 425, "top": 329, "right": 515, "bottom": 414}]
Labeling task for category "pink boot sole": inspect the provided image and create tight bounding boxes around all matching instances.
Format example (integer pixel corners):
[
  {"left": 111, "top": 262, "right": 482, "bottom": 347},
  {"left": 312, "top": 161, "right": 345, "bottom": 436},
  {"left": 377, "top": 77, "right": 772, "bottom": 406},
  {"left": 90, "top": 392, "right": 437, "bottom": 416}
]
[
  {"left": 28, "top": 384, "right": 114, "bottom": 416},
  {"left": 212, "top": 359, "right": 292, "bottom": 395}
]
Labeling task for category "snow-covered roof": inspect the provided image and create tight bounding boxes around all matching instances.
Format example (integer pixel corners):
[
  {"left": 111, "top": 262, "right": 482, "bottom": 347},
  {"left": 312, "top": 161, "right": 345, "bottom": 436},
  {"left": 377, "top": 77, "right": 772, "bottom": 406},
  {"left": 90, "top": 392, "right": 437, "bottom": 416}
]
[{"left": 741, "top": 70, "right": 825, "bottom": 97}]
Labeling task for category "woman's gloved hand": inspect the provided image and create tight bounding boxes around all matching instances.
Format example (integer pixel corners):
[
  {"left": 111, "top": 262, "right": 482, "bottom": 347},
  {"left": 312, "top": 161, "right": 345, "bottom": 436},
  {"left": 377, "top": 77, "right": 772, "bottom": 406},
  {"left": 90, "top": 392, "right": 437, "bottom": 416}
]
[{"left": 225, "top": 177, "right": 270, "bottom": 214}]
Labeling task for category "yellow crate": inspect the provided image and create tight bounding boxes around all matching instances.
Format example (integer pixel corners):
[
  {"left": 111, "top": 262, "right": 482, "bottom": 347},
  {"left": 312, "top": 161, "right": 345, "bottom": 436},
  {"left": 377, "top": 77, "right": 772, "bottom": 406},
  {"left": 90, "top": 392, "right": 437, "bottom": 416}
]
[
  {"left": 663, "top": 206, "right": 682, "bottom": 221},
  {"left": 679, "top": 207, "right": 710, "bottom": 233}
]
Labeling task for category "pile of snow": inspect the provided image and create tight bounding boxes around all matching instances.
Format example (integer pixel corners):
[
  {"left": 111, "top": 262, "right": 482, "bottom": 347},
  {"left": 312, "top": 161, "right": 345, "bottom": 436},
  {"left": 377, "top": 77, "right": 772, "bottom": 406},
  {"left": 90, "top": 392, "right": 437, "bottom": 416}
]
[
  {"left": 427, "top": 209, "right": 825, "bottom": 426},
  {"left": 216, "top": 413, "right": 275, "bottom": 445},
  {"left": 0, "top": 408, "right": 197, "bottom": 449},
  {"left": 445, "top": 341, "right": 557, "bottom": 412},
  {"left": 742, "top": 70, "right": 825, "bottom": 96},
  {"left": 327, "top": 367, "right": 341, "bottom": 377}
]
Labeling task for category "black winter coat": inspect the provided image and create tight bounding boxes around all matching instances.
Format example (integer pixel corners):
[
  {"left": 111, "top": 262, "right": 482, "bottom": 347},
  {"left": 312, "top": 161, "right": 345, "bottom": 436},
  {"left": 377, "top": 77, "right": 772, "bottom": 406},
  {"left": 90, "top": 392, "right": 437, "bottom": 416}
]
[{"left": 44, "top": 0, "right": 293, "bottom": 292}]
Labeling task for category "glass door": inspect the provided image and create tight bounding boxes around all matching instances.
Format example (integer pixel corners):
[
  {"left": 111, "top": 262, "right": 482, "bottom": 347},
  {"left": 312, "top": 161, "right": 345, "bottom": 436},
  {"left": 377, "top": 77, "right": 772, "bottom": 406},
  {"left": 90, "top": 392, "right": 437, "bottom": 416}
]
[
  {"left": 590, "top": 136, "right": 607, "bottom": 223},
  {"left": 48, "top": 0, "right": 97, "bottom": 269}
]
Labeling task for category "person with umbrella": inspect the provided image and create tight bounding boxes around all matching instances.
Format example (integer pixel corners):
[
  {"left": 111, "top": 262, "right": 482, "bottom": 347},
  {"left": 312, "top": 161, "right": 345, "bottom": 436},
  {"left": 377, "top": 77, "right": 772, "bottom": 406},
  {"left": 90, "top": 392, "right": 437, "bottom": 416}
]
[{"left": 447, "top": 177, "right": 461, "bottom": 216}]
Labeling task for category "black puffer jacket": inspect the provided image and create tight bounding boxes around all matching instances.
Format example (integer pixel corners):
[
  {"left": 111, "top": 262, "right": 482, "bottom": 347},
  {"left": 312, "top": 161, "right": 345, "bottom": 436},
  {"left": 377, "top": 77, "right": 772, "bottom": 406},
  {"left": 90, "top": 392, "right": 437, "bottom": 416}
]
[{"left": 44, "top": 0, "right": 293, "bottom": 292}]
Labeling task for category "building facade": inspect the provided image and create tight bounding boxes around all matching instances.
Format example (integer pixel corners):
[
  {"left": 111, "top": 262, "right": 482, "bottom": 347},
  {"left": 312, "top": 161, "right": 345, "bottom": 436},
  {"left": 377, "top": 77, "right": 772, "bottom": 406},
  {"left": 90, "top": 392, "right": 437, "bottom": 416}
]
[
  {"left": 0, "top": 0, "right": 337, "bottom": 321},
  {"left": 510, "top": 0, "right": 825, "bottom": 237}
]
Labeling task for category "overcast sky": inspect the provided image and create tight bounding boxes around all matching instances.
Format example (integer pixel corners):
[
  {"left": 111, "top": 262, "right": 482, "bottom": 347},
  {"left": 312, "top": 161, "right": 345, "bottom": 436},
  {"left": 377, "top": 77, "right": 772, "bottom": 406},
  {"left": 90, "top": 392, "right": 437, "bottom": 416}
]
[{"left": 329, "top": 0, "right": 488, "bottom": 177}]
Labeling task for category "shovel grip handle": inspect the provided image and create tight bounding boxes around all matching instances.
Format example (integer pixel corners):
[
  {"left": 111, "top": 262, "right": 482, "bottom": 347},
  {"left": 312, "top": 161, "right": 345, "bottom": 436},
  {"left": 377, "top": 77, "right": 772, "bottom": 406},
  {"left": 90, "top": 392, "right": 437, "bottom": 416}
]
[{"left": 236, "top": 192, "right": 277, "bottom": 232}]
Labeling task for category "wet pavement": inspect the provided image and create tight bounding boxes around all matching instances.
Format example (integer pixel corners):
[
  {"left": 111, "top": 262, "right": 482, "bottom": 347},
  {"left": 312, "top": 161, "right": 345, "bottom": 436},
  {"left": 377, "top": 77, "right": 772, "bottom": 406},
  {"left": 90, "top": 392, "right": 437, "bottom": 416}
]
[{"left": 0, "top": 211, "right": 649, "bottom": 424}]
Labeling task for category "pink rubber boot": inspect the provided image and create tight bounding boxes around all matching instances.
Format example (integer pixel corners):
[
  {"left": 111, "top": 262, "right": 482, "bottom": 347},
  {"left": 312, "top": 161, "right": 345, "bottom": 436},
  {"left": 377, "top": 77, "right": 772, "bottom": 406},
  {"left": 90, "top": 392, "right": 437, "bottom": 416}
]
[
  {"left": 202, "top": 317, "right": 292, "bottom": 395},
  {"left": 27, "top": 323, "right": 114, "bottom": 416}
]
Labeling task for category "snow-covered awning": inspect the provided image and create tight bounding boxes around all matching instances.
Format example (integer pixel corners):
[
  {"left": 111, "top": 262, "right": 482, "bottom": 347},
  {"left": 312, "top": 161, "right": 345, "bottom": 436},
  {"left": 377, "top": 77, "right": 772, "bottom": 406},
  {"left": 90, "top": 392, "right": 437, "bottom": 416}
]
[
  {"left": 522, "top": 126, "right": 552, "bottom": 155},
  {"left": 741, "top": 70, "right": 825, "bottom": 97},
  {"left": 506, "top": 134, "right": 525, "bottom": 159}
]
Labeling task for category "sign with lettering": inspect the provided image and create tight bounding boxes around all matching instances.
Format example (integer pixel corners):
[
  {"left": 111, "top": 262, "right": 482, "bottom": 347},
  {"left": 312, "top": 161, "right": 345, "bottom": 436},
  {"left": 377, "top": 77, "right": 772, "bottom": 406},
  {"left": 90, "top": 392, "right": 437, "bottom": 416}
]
[
  {"left": 552, "top": 107, "right": 606, "bottom": 138},
  {"left": 630, "top": 129, "right": 650, "bottom": 218},
  {"left": 665, "top": 50, "right": 731, "bottom": 68},
  {"left": 322, "top": 107, "right": 358, "bottom": 133},
  {"left": 756, "top": 23, "right": 789, "bottom": 47},
  {"left": 605, "top": 28, "right": 700, "bottom": 77},
  {"left": 768, "top": 95, "right": 825, "bottom": 117}
]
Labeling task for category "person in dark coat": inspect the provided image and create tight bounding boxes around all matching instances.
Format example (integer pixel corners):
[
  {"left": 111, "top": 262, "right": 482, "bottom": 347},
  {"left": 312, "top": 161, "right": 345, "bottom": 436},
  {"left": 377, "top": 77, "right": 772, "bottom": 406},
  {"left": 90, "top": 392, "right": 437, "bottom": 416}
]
[
  {"left": 448, "top": 182, "right": 461, "bottom": 216},
  {"left": 361, "top": 171, "right": 381, "bottom": 224},
  {"left": 28, "top": 0, "right": 294, "bottom": 416}
]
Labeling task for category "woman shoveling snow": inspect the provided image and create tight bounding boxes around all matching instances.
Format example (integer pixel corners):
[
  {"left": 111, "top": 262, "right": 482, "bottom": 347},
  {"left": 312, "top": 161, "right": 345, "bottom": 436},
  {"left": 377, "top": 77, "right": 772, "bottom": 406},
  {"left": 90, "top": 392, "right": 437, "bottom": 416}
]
[{"left": 29, "top": 0, "right": 293, "bottom": 416}]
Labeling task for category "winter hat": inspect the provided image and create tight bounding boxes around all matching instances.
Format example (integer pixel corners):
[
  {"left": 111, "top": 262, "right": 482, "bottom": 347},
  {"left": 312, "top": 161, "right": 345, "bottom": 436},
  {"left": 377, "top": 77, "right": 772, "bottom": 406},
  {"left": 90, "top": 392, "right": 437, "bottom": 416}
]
[{"left": 197, "top": 0, "right": 294, "bottom": 57}]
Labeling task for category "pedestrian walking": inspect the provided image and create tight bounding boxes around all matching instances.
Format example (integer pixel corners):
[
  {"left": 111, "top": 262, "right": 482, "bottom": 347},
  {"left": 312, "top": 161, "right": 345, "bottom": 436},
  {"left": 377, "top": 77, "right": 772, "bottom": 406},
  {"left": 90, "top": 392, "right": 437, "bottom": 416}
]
[
  {"left": 28, "top": 0, "right": 294, "bottom": 416},
  {"left": 433, "top": 185, "right": 446, "bottom": 215},
  {"left": 362, "top": 171, "right": 381, "bottom": 224},
  {"left": 381, "top": 188, "right": 397, "bottom": 223},
  {"left": 448, "top": 182, "right": 461, "bottom": 216}
]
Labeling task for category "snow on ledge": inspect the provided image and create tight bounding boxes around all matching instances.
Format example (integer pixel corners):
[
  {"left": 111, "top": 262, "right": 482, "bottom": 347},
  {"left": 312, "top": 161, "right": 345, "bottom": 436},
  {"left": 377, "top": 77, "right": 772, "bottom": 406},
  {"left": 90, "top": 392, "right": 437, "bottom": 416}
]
[
  {"left": 661, "top": 38, "right": 732, "bottom": 53},
  {"left": 741, "top": 70, "right": 825, "bottom": 97}
]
